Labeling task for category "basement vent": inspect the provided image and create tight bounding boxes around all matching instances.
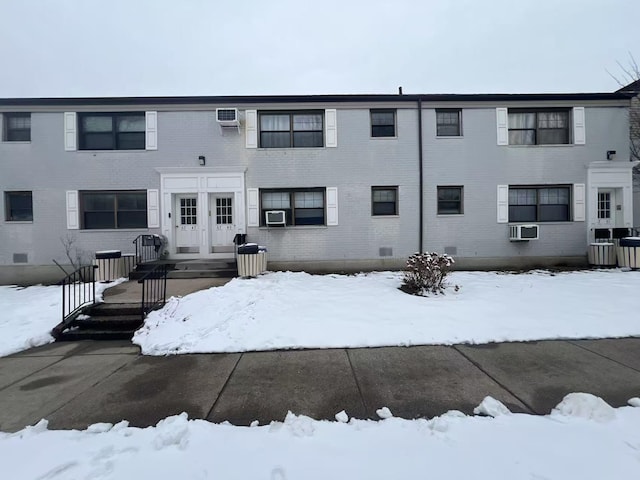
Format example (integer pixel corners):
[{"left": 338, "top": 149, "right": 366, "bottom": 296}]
[
  {"left": 379, "top": 247, "right": 393, "bottom": 257},
  {"left": 13, "top": 253, "right": 28, "bottom": 263},
  {"left": 444, "top": 246, "right": 457, "bottom": 255}
]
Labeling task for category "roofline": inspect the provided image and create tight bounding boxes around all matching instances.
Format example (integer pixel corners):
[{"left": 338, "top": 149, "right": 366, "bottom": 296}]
[{"left": 0, "top": 92, "right": 631, "bottom": 107}]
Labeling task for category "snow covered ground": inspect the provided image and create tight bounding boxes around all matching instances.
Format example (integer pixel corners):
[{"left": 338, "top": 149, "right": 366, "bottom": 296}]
[
  {"left": 133, "top": 269, "right": 640, "bottom": 355},
  {"left": 0, "top": 279, "right": 124, "bottom": 357},
  {"left": 2, "top": 393, "right": 639, "bottom": 479}
]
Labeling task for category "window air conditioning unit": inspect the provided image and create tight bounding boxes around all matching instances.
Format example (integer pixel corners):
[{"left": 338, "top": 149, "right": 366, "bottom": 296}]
[
  {"left": 509, "top": 224, "right": 539, "bottom": 241},
  {"left": 215, "top": 108, "right": 240, "bottom": 128},
  {"left": 265, "top": 210, "right": 286, "bottom": 226}
]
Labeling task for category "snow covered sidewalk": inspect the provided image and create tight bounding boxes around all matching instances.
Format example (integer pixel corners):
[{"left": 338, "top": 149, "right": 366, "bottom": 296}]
[
  {"left": 133, "top": 269, "right": 640, "bottom": 355},
  {"left": 2, "top": 393, "right": 639, "bottom": 480}
]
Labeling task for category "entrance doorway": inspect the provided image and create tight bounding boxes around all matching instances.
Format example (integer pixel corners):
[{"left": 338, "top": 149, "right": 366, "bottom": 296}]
[
  {"left": 175, "top": 195, "right": 199, "bottom": 253},
  {"left": 210, "top": 194, "right": 235, "bottom": 253}
]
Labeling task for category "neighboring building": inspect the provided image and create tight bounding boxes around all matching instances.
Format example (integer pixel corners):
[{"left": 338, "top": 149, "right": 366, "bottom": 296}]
[
  {"left": 0, "top": 91, "right": 636, "bottom": 284},
  {"left": 617, "top": 80, "right": 640, "bottom": 227}
]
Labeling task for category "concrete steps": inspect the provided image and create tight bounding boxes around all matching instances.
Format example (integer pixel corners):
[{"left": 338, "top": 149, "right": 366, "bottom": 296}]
[{"left": 56, "top": 303, "right": 143, "bottom": 342}]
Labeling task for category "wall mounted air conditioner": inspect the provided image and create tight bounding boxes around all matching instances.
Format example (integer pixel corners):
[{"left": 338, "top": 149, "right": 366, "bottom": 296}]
[
  {"left": 509, "top": 224, "right": 539, "bottom": 241},
  {"left": 265, "top": 210, "right": 286, "bottom": 226},
  {"left": 215, "top": 108, "right": 240, "bottom": 129}
]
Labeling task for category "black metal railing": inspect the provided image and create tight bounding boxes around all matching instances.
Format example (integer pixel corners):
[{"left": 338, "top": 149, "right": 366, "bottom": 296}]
[
  {"left": 139, "top": 264, "right": 168, "bottom": 320},
  {"left": 133, "top": 234, "right": 164, "bottom": 265},
  {"left": 60, "top": 265, "right": 98, "bottom": 323}
]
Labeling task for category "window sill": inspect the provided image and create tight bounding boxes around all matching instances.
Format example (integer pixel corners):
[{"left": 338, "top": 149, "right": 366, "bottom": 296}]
[
  {"left": 436, "top": 136, "right": 463, "bottom": 139},
  {"left": 76, "top": 149, "right": 148, "bottom": 153},
  {"left": 256, "top": 147, "right": 326, "bottom": 151},
  {"left": 437, "top": 214, "right": 464, "bottom": 217},
  {"left": 506, "top": 144, "right": 575, "bottom": 148},
  {"left": 370, "top": 136, "right": 398, "bottom": 140},
  {"left": 507, "top": 221, "right": 573, "bottom": 225},
  {"left": 258, "top": 225, "right": 328, "bottom": 230},
  {"left": 1, "top": 141, "right": 31, "bottom": 144},
  {"left": 4, "top": 220, "right": 33, "bottom": 224},
  {"left": 78, "top": 228, "right": 150, "bottom": 232},
  {"left": 372, "top": 215, "right": 399, "bottom": 218}
]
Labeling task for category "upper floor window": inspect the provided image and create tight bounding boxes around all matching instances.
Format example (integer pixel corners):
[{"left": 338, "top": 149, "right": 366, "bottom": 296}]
[
  {"left": 80, "top": 190, "right": 147, "bottom": 229},
  {"left": 259, "top": 111, "right": 323, "bottom": 148},
  {"left": 260, "top": 188, "right": 325, "bottom": 225},
  {"left": 508, "top": 110, "right": 569, "bottom": 145},
  {"left": 436, "top": 109, "right": 461, "bottom": 136},
  {"left": 4, "top": 191, "right": 33, "bottom": 221},
  {"left": 509, "top": 186, "right": 570, "bottom": 222},
  {"left": 78, "top": 113, "right": 145, "bottom": 150},
  {"left": 3, "top": 113, "right": 31, "bottom": 141},
  {"left": 371, "top": 109, "right": 396, "bottom": 137},
  {"left": 371, "top": 186, "right": 398, "bottom": 215}
]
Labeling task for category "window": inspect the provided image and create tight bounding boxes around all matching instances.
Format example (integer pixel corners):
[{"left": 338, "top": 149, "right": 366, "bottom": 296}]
[
  {"left": 597, "top": 192, "right": 611, "bottom": 219},
  {"left": 508, "top": 110, "right": 570, "bottom": 145},
  {"left": 437, "top": 186, "right": 463, "bottom": 214},
  {"left": 259, "top": 111, "right": 323, "bottom": 148},
  {"left": 372, "top": 187, "right": 398, "bottom": 215},
  {"left": 78, "top": 113, "right": 145, "bottom": 150},
  {"left": 3, "top": 113, "right": 31, "bottom": 141},
  {"left": 260, "top": 188, "right": 325, "bottom": 225},
  {"left": 509, "top": 186, "right": 570, "bottom": 222},
  {"left": 4, "top": 191, "right": 33, "bottom": 221},
  {"left": 371, "top": 109, "right": 396, "bottom": 137},
  {"left": 436, "top": 109, "right": 461, "bottom": 136},
  {"left": 80, "top": 191, "right": 147, "bottom": 229}
]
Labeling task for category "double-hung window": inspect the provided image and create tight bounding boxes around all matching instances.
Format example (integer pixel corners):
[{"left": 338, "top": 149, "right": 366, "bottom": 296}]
[
  {"left": 4, "top": 191, "right": 33, "bottom": 221},
  {"left": 3, "top": 113, "right": 31, "bottom": 141},
  {"left": 508, "top": 110, "right": 570, "bottom": 145},
  {"left": 436, "top": 109, "right": 461, "bottom": 136},
  {"left": 260, "top": 188, "right": 325, "bottom": 225},
  {"left": 371, "top": 187, "right": 398, "bottom": 215},
  {"left": 80, "top": 191, "right": 147, "bottom": 229},
  {"left": 259, "top": 111, "right": 323, "bottom": 148},
  {"left": 78, "top": 113, "right": 145, "bottom": 150},
  {"left": 508, "top": 186, "right": 570, "bottom": 222},
  {"left": 371, "top": 109, "right": 396, "bottom": 137},
  {"left": 437, "top": 186, "right": 463, "bottom": 214}
]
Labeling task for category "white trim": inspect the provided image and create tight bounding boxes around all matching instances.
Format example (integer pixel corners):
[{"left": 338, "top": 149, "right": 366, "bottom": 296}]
[
  {"left": 145, "top": 111, "right": 158, "bottom": 150},
  {"left": 325, "top": 109, "right": 337, "bottom": 147},
  {"left": 245, "top": 110, "right": 257, "bottom": 148},
  {"left": 326, "top": 187, "right": 338, "bottom": 225},
  {"left": 573, "top": 107, "right": 585, "bottom": 145},
  {"left": 147, "top": 189, "right": 160, "bottom": 228},
  {"left": 64, "top": 112, "right": 77, "bottom": 151},
  {"left": 496, "top": 108, "right": 508, "bottom": 145},
  {"left": 66, "top": 190, "right": 79, "bottom": 229},
  {"left": 497, "top": 184, "right": 509, "bottom": 223},
  {"left": 573, "top": 183, "right": 585, "bottom": 221}
]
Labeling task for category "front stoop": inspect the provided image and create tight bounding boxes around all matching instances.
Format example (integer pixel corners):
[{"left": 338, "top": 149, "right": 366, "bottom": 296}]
[
  {"left": 56, "top": 303, "right": 143, "bottom": 342},
  {"left": 129, "top": 259, "right": 237, "bottom": 280}
]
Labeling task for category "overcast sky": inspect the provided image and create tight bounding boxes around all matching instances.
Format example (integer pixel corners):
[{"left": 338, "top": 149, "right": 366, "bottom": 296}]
[{"left": 1, "top": 0, "right": 639, "bottom": 98}]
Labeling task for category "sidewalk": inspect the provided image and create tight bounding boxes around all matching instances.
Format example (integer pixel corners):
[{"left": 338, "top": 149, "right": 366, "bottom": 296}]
[
  {"left": 102, "top": 278, "right": 231, "bottom": 303},
  {"left": 2, "top": 338, "right": 640, "bottom": 432}
]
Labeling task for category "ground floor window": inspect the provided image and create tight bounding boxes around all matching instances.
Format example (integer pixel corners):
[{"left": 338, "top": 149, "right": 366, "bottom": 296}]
[
  {"left": 437, "top": 186, "right": 463, "bottom": 214},
  {"left": 80, "top": 190, "right": 147, "bottom": 229},
  {"left": 371, "top": 186, "right": 398, "bottom": 215},
  {"left": 4, "top": 191, "right": 33, "bottom": 221},
  {"left": 260, "top": 188, "right": 325, "bottom": 226},
  {"left": 509, "top": 186, "right": 570, "bottom": 222}
]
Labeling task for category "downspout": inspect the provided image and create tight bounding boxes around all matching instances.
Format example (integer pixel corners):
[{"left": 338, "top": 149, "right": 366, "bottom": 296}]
[{"left": 418, "top": 97, "right": 424, "bottom": 252}]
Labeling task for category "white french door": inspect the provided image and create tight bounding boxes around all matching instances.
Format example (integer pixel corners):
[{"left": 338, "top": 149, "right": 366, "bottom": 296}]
[
  {"left": 175, "top": 195, "right": 199, "bottom": 253},
  {"left": 210, "top": 194, "right": 235, "bottom": 251}
]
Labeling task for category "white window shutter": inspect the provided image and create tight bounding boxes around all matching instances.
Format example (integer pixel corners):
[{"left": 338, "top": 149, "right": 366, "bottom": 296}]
[
  {"left": 325, "top": 109, "right": 337, "bottom": 147},
  {"left": 145, "top": 111, "right": 158, "bottom": 150},
  {"left": 326, "top": 187, "right": 338, "bottom": 225},
  {"left": 573, "top": 107, "right": 585, "bottom": 145},
  {"left": 497, "top": 185, "right": 509, "bottom": 223},
  {"left": 64, "top": 112, "right": 77, "bottom": 151},
  {"left": 66, "top": 190, "right": 79, "bottom": 229},
  {"left": 246, "top": 110, "right": 257, "bottom": 148},
  {"left": 496, "top": 108, "right": 508, "bottom": 145},
  {"left": 147, "top": 189, "right": 159, "bottom": 228},
  {"left": 573, "top": 183, "right": 585, "bottom": 221},
  {"left": 247, "top": 188, "right": 259, "bottom": 226}
]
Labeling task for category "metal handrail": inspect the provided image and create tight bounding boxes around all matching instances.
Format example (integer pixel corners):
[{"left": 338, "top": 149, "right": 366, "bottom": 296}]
[
  {"left": 133, "top": 234, "right": 164, "bottom": 265},
  {"left": 138, "top": 264, "right": 168, "bottom": 320},
  {"left": 59, "top": 265, "right": 98, "bottom": 324}
]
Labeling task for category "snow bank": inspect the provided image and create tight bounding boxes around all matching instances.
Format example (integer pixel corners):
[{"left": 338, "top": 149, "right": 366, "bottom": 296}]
[
  {"left": 133, "top": 270, "right": 640, "bottom": 355},
  {"left": 552, "top": 393, "right": 616, "bottom": 422},
  {"left": 2, "top": 395, "right": 640, "bottom": 480},
  {"left": 0, "top": 279, "right": 125, "bottom": 357}
]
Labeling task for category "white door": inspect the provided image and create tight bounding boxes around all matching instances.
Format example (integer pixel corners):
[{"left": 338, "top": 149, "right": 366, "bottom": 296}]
[
  {"left": 175, "top": 195, "right": 199, "bottom": 253},
  {"left": 596, "top": 189, "right": 618, "bottom": 227},
  {"left": 210, "top": 194, "right": 235, "bottom": 251}
]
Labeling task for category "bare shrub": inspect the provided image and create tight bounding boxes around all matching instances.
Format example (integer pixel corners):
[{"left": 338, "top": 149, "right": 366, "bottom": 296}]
[{"left": 401, "top": 252, "right": 456, "bottom": 296}]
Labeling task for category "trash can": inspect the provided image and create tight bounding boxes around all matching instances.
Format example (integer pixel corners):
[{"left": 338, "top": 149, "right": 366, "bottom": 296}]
[
  {"left": 237, "top": 243, "right": 261, "bottom": 278},
  {"left": 258, "top": 246, "right": 268, "bottom": 272},
  {"left": 93, "top": 250, "right": 122, "bottom": 282},
  {"left": 587, "top": 242, "right": 616, "bottom": 266},
  {"left": 617, "top": 237, "right": 640, "bottom": 269}
]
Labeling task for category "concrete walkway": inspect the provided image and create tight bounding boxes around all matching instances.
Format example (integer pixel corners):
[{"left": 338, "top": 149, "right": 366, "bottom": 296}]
[
  {"left": 103, "top": 278, "right": 231, "bottom": 303},
  {"left": 2, "top": 338, "right": 640, "bottom": 432}
]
